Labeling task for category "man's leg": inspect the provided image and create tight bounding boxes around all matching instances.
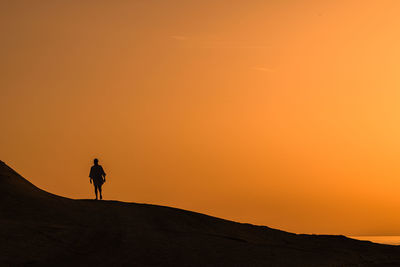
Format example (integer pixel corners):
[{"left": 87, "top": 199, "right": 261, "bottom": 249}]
[
  {"left": 99, "top": 185, "right": 102, "bottom": 200},
  {"left": 94, "top": 184, "right": 98, "bottom": 200}
]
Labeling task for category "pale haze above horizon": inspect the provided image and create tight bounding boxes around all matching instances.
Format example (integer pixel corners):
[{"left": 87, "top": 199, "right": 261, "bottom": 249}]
[{"left": 2, "top": 0, "right": 400, "bottom": 236}]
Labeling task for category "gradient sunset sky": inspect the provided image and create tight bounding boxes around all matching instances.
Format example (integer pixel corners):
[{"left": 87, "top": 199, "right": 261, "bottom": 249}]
[{"left": 2, "top": 1, "right": 400, "bottom": 236}]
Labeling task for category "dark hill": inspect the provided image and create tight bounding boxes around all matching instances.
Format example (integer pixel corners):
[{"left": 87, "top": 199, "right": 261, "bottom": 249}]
[{"left": 1, "top": 160, "right": 400, "bottom": 266}]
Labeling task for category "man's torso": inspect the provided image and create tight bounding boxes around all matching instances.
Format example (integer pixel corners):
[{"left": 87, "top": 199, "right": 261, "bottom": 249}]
[{"left": 90, "top": 165, "right": 105, "bottom": 180}]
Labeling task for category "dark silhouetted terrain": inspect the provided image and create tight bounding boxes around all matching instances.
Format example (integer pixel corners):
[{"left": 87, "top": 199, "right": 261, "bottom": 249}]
[{"left": 1, "top": 160, "right": 400, "bottom": 266}]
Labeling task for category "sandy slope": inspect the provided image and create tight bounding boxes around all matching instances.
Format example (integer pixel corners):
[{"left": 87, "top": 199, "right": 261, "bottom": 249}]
[{"left": 1, "top": 160, "right": 400, "bottom": 266}]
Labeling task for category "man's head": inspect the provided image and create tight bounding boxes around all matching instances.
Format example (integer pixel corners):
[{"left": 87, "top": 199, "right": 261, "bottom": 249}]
[{"left": 94, "top": 158, "right": 99, "bottom": 165}]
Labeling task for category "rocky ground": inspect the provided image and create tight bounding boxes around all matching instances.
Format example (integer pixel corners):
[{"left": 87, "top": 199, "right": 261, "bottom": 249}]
[{"left": 1, "top": 160, "right": 400, "bottom": 266}]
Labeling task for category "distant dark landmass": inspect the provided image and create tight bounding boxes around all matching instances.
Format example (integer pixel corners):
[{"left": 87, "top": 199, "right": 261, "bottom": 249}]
[{"left": 1, "top": 161, "right": 400, "bottom": 266}]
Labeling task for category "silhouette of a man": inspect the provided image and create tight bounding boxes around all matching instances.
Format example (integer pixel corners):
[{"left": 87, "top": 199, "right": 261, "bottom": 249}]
[{"left": 89, "top": 158, "right": 106, "bottom": 200}]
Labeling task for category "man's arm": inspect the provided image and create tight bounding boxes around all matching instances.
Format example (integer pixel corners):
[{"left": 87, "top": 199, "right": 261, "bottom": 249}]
[
  {"left": 89, "top": 167, "right": 93, "bottom": 184},
  {"left": 101, "top": 166, "right": 106, "bottom": 182}
]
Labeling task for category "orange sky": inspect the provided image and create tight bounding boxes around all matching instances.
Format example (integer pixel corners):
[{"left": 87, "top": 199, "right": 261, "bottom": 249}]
[{"left": 2, "top": 0, "right": 400, "bottom": 236}]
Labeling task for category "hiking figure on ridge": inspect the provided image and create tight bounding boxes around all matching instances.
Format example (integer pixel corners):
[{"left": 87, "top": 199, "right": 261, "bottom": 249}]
[{"left": 89, "top": 158, "right": 106, "bottom": 200}]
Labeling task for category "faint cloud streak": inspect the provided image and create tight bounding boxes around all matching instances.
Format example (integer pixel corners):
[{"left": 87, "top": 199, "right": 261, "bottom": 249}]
[
  {"left": 171, "top": 35, "right": 187, "bottom": 41},
  {"left": 203, "top": 41, "right": 271, "bottom": 49},
  {"left": 253, "top": 67, "right": 274, "bottom": 72}
]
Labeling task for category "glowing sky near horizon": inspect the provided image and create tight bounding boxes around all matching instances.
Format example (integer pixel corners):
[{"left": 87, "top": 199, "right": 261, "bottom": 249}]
[{"left": 2, "top": 0, "right": 400, "bottom": 236}]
